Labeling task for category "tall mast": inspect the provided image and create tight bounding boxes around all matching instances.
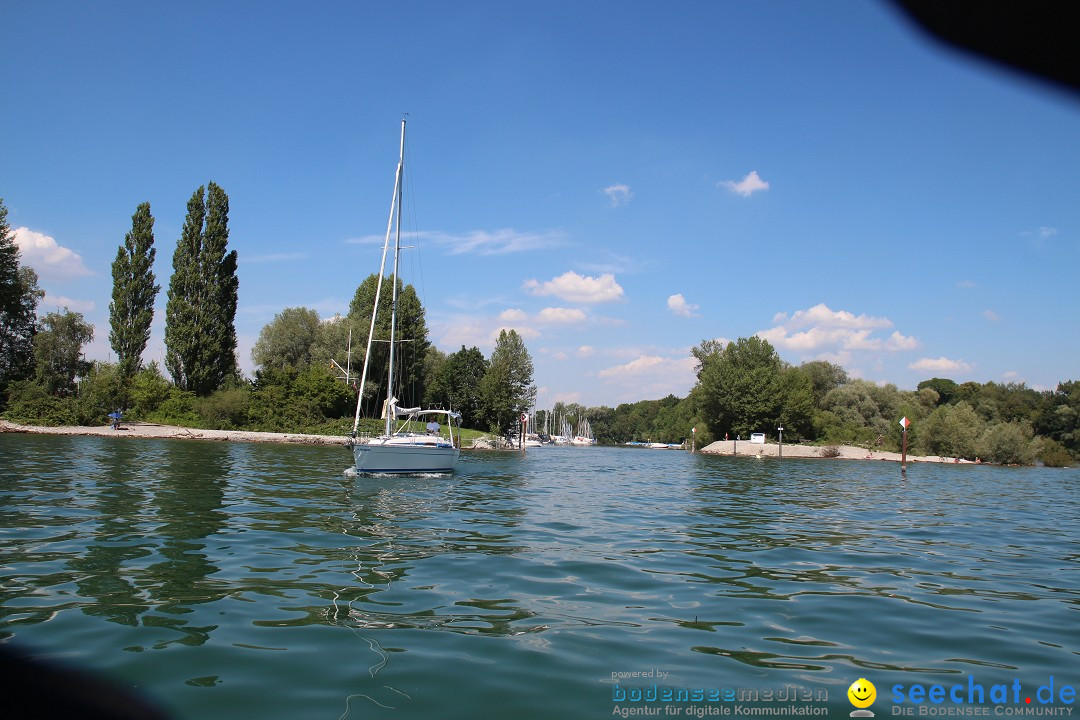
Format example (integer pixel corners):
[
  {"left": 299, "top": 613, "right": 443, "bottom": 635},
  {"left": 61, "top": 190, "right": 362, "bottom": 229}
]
[
  {"left": 351, "top": 119, "right": 405, "bottom": 435},
  {"left": 385, "top": 118, "right": 406, "bottom": 436}
]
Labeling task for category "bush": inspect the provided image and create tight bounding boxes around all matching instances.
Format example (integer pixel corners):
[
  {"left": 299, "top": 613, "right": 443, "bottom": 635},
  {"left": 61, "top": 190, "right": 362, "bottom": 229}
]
[
  {"left": 977, "top": 421, "right": 1038, "bottom": 465},
  {"left": 820, "top": 445, "right": 842, "bottom": 458},
  {"left": 1038, "top": 438, "right": 1074, "bottom": 468},
  {"left": 3, "top": 380, "right": 76, "bottom": 425},
  {"left": 129, "top": 362, "right": 172, "bottom": 418},
  {"left": 194, "top": 388, "right": 252, "bottom": 430},
  {"left": 147, "top": 387, "right": 200, "bottom": 427},
  {"left": 74, "top": 362, "right": 127, "bottom": 425}
]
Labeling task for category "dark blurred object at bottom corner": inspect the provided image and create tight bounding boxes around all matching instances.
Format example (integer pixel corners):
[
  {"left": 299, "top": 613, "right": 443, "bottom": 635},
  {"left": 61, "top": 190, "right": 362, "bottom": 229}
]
[{"left": 1, "top": 644, "right": 172, "bottom": 720}]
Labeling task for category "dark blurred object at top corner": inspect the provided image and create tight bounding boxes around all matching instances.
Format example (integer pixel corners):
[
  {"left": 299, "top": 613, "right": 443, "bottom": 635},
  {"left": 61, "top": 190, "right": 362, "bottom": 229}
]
[{"left": 889, "top": 0, "right": 1080, "bottom": 96}]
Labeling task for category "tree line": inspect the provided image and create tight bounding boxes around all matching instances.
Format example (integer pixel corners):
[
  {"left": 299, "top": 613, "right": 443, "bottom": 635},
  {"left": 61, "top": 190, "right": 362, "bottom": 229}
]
[
  {"left": 2, "top": 192, "right": 1076, "bottom": 465},
  {"left": 0, "top": 193, "right": 539, "bottom": 439},
  {"left": 555, "top": 337, "right": 1076, "bottom": 467}
]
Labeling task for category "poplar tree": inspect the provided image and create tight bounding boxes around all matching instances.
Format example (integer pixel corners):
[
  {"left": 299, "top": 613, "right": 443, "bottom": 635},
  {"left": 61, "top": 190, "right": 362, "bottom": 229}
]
[
  {"left": 0, "top": 198, "right": 42, "bottom": 401},
  {"left": 164, "top": 183, "right": 239, "bottom": 396},
  {"left": 109, "top": 202, "right": 160, "bottom": 377},
  {"left": 479, "top": 329, "right": 537, "bottom": 434}
]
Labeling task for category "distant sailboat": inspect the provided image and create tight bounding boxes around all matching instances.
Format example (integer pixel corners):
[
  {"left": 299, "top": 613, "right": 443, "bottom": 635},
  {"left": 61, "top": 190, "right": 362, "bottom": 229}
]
[{"left": 347, "top": 120, "right": 461, "bottom": 474}]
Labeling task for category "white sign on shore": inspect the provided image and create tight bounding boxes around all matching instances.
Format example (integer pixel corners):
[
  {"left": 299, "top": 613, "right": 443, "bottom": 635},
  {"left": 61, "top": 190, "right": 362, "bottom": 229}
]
[{"left": 750, "top": 433, "right": 766, "bottom": 444}]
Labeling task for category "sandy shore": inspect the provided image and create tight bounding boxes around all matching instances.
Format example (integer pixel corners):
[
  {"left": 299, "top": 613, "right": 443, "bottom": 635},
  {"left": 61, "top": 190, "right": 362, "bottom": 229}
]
[
  {"left": 1, "top": 419, "right": 350, "bottom": 446},
  {"left": 699, "top": 439, "right": 973, "bottom": 464},
  {"left": 2, "top": 420, "right": 975, "bottom": 463}
]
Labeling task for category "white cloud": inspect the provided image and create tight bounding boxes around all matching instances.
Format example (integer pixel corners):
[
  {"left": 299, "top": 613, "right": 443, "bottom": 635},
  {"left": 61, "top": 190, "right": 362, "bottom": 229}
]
[
  {"left": 758, "top": 304, "right": 920, "bottom": 370},
  {"left": 720, "top": 170, "right": 769, "bottom": 197},
  {"left": 885, "top": 331, "right": 920, "bottom": 351},
  {"left": 957, "top": 280, "right": 975, "bottom": 289},
  {"left": 495, "top": 324, "right": 540, "bottom": 341},
  {"left": 598, "top": 355, "right": 665, "bottom": 378},
  {"left": 423, "top": 229, "right": 565, "bottom": 255},
  {"left": 784, "top": 303, "right": 891, "bottom": 330},
  {"left": 577, "top": 345, "right": 594, "bottom": 357},
  {"left": 908, "top": 356, "right": 973, "bottom": 373},
  {"left": 39, "top": 292, "right": 95, "bottom": 313},
  {"left": 499, "top": 308, "right": 528, "bottom": 322},
  {"left": 13, "top": 227, "right": 93, "bottom": 279},
  {"left": 536, "top": 307, "right": 587, "bottom": 324},
  {"left": 982, "top": 309, "right": 1000, "bottom": 322},
  {"left": 603, "top": 183, "right": 632, "bottom": 208},
  {"left": 667, "top": 293, "right": 700, "bottom": 317},
  {"left": 596, "top": 354, "right": 698, "bottom": 400},
  {"left": 1039, "top": 226, "right": 1058, "bottom": 238},
  {"left": 523, "top": 271, "right": 624, "bottom": 304}
]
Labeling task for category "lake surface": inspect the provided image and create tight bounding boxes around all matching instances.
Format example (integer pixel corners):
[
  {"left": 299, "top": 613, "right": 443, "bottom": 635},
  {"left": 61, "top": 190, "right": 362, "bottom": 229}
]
[{"left": 2, "top": 434, "right": 1077, "bottom": 719}]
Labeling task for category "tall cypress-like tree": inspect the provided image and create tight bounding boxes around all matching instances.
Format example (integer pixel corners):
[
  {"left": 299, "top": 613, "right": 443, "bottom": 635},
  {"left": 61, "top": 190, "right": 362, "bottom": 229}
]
[
  {"left": 109, "top": 202, "right": 160, "bottom": 377},
  {"left": 0, "top": 198, "right": 42, "bottom": 400},
  {"left": 164, "top": 183, "right": 239, "bottom": 396}
]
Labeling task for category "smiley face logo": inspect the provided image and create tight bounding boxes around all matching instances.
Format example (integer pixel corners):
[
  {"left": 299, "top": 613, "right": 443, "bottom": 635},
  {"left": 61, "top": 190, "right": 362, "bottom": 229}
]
[{"left": 848, "top": 678, "right": 876, "bottom": 712}]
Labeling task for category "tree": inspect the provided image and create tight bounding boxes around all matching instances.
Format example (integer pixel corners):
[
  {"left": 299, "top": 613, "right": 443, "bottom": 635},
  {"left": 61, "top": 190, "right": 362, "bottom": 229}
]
[
  {"left": 918, "top": 401, "right": 984, "bottom": 458},
  {"left": 694, "top": 336, "right": 786, "bottom": 438},
  {"left": 165, "top": 183, "right": 239, "bottom": 396},
  {"left": 347, "top": 273, "right": 430, "bottom": 412},
  {"left": 252, "top": 307, "right": 321, "bottom": 370},
  {"left": 110, "top": 202, "right": 160, "bottom": 377},
  {"left": 917, "top": 377, "right": 959, "bottom": 406},
  {"left": 480, "top": 329, "right": 537, "bottom": 434},
  {"left": 33, "top": 309, "right": 94, "bottom": 396},
  {"left": 0, "top": 198, "right": 43, "bottom": 402},
  {"left": 797, "top": 360, "right": 849, "bottom": 406},
  {"left": 427, "top": 345, "right": 488, "bottom": 429}
]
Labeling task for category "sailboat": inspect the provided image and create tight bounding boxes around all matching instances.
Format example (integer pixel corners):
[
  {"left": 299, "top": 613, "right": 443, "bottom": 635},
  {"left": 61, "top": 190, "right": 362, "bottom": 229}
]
[{"left": 347, "top": 119, "right": 461, "bottom": 474}]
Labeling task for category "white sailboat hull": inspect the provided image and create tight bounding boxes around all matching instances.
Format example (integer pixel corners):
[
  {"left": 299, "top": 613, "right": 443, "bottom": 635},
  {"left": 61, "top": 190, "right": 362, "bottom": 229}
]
[{"left": 352, "top": 435, "right": 460, "bottom": 474}]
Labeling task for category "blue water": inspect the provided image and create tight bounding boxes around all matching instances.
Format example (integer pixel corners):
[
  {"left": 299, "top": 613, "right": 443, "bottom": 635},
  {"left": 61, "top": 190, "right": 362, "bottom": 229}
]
[{"left": 1, "top": 434, "right": 1077, "bottom": 718}]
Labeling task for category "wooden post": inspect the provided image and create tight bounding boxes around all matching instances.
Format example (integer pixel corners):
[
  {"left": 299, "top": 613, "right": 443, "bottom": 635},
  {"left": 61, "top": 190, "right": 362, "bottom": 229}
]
[{"left": 899, "top": 416, "right": 910, "bottom": 472}]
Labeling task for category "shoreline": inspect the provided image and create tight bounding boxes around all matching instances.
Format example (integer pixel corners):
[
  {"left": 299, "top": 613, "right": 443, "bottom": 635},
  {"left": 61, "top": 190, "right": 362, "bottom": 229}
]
[
  {"left": 1, "top": 419, "right": 350, "bottom": 446},
  {"left": 2, "top": 420, "right": 977, "bottom": 463},
  {"left": 698, "top": 439, "right": 974, "bottom": 464}
]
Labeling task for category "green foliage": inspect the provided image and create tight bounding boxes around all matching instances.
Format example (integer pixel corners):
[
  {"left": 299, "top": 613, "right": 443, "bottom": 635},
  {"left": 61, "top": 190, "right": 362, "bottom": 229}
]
[
  {"left": 694, "top": 336, "right": 788, "bottom": 438},
  {"left": 165, "top": 182, "right": 239, "bottom": 396},
  {"left": 818, "top": 379, "right": 903, "bottom": 446},
  {"left": 74, "top": 362, "right": 127, "bottom": 425},
  {"left": 797, "top": 360, "right": 850, "bottom": 405},
  {"left": 32, "top": 309, "right": 94, "bottom": 396},
  {"left": 348, "top": 273, "right": 429, "bottom": 411},
  {"left": 248, "top": 365, "right": 353, "bottom": 432},
  {"left": 426, "top": 345, "right": 488, "bottom": 429},
  {"left": 977, "top": 420, "right": 1038, "bottom": 465},
  {"left": 129, "top": 362, "right": 172, "bottom": 418},
  {"left": 917, "top": 377, "right": 958, "bottom": 405},
  {"left": 916, "top": 401, "right": 985, "bottom": 459},
  {"left": 194, "top": 388, "right": 251, "bottom": 430},
  {"left": 109, "top": 202, "right": 159, "bottom": 377},
  {"left": 1034, "top": 380, "right": 1079, "bottom": 457},
  {"left": 252, "top": 307, "right": 322, "bottom": 370},
  {"left": 479, "top": 329, "right": 537, "bottom": 434},
  {"left": 146, "top": 387, "right": 201, "bottom": 427},
  {"left": 3, "top": 380, "right": 76, "bottom": 425},
  {"left": 0, "top": 199, "right": 43, "bottom": 403},
  {"left": 1038, "top": 438, "right": 1073, "bottom": 467}
]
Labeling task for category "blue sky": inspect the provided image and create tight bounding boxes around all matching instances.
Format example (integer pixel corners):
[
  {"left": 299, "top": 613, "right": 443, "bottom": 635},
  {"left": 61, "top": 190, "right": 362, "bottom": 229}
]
[{"left": 4, "top": 1, "right": 1078, "bottom": 409}]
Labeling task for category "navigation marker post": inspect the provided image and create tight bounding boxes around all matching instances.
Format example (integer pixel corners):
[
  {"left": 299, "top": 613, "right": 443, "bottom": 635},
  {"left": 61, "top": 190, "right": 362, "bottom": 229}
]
[
  {"left": 899, "top": 416, "right": 910, "bottom": 473},
  {"left": 777, "top": 425, "right": 784, "bottom": 459}
]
